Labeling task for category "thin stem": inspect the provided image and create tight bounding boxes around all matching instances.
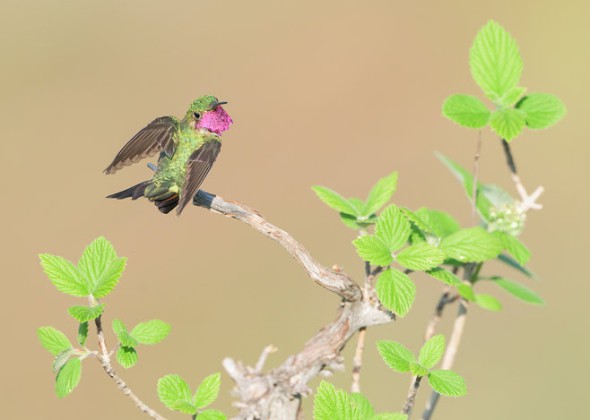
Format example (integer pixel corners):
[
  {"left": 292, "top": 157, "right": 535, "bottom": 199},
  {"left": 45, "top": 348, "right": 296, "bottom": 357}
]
[
  {"left": 93, "top": 315, "right": 166, "bottom": 420},
  {"left": 402, "top": 376, "right": 423, "bottom": 415},
  {"left": 500, "top": 138, "right": 544, "bottom": 211},
  {"left": 351, "top": 327, "right": 367, "bottom": 393}
]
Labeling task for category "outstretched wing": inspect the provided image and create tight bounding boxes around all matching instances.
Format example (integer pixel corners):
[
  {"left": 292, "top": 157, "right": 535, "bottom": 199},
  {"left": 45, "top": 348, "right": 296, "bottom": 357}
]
[
  {"left": 176, "top": 140, "right": 222, "bottom": 215},
  {"left": 104, "top": 116, "right": 179, "bottom": 174}
]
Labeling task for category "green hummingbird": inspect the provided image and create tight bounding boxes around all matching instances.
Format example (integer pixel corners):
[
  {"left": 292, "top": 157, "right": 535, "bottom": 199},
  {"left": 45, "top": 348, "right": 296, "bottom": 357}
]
[{"left": 104, "top": 95, "right": 233, "bottom": 215}]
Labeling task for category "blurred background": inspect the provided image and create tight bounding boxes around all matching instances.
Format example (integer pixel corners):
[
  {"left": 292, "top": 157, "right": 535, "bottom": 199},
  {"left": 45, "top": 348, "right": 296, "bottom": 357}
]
[{"left": 2, "top": 0, "right": 587, "bottom": 418}]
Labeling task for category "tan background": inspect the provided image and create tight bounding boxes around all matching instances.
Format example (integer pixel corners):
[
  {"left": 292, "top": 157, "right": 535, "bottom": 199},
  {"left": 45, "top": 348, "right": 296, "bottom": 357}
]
[{"left": 2, "top": 1, "right": 587, "bottom": 418}]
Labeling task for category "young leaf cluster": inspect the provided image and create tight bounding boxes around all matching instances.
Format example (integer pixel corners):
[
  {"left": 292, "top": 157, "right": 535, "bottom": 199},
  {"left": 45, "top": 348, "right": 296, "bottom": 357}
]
[
  {"left": 313, "top": 381, "right": 407, "bottom": 420},
  {"left": 313, "top": 172, "right": 398, "bottom": 230},
  {"left": 112, "top": 319, "right": 171, "bottom": 368},
  {"left": 377, "top": 335, "right": 467, "bottom": 397},
  {"left": 157, "top": 373, "right": 225, "bottom": 419},
  {"left": 442, "top": 20, "right": 566, "bottom": 141}
]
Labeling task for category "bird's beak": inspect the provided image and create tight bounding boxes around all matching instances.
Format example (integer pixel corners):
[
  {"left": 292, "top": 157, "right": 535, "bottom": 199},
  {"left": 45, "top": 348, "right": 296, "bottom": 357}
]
[{"left": 211, "top": 101, "right": 228, "bottom": 109}]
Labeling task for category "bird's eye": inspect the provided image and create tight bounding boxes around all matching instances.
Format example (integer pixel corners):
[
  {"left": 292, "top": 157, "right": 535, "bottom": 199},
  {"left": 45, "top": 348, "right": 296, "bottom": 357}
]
[{"left": 193, "top": 112, "right": 201, "bottom": 119}]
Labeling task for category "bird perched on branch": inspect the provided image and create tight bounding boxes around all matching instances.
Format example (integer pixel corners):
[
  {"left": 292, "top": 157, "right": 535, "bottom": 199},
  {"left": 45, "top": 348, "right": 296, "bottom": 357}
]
[{"left": 104, "top": 95, "right": 233, "bottom": 215}]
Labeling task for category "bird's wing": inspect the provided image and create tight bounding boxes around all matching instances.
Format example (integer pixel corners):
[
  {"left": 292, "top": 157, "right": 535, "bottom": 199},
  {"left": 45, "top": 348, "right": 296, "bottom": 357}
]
[
  {"left": 104, "top": 116, "right": 179, "bottom": 174},
  {"left": 176, "top": 140, "right": 222, "bottom": 215}
]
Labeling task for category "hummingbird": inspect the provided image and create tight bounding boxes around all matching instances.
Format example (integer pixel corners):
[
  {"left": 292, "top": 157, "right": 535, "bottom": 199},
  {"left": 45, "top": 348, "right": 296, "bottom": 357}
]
[{"left": 104, "top": 95, "right": 233, "bottom": 215}]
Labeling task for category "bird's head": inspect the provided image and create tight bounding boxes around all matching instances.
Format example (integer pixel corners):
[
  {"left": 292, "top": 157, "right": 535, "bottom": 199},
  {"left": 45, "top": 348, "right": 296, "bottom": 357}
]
[{"left": 184, "top": 95, "right": 233, "bottom": 135}]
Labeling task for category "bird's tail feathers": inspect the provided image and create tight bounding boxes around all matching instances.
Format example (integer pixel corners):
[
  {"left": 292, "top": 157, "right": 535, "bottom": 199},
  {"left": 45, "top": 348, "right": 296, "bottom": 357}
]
[{"left": 106, "top": 180, "right": 151, "bottom": 200}]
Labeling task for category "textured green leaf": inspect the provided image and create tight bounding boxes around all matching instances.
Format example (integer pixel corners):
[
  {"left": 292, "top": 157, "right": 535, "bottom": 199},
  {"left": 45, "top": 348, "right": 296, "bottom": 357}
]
[
  {"left": 500, "top": 86, "right": 527, "bottom": 107},
  {"left": 77, "top": 237, "right": 117, "bottom": 290},
  {"left": 130, "top": 320, "right": 171, "bottom": 345},
  {"left": 363, "top": 172, "right": 398, "bottom": 216},
  {"left": 517, "top": 93, "right": 566, "bottom": 129},
  {"left": 116, "top": 346, "right": 139, "bottom": 368},
  {"left": 198, "top": 409, "right": 227, "bottom": 420},
  {"left": 351, "top": 392, "right": 374, "bottom": 418},
  {"left": 428, "top": 370, "right": 467, "bottom": 397},
  {"left": 415, "top": 208, "right": 460, "bottom": 238},
  {"left": 157, "top": 374, "right": 195, "bottom": 414},
  {"left": 340, "top": 213, "right": 362, "bottom": 230},
  {"left": 440, "top": 227, "right": 503, "bottom": 263},
  {"left": 442, "top": 94, "right": 491, "bottom": 128},
  {"left": 194, "top": 373, "right": 221, "bottom": 409},
  {"left": 67, "top": 304, "right": 105, "bottom": 323},
  {"left": 51, "top": 350, "right": 73, "bottom": 373},
  {"left": 401, "top": 207, "right": 433, "bottom": 236},
  {"left": 377, "top": 340, "right": 416, "bottom": 373},
  {"left": 493, "top": 231, "right": 531, "bottom": 265},
  {"left": 55, "top": 358, "right": 82, "bottom": 398},
  {"left": 112, "top": 319, "right": 138, "bottom": 347},
  {"left": 37, "top": 327, "right": 72, "bottom": 356},
  {"left": 353, "top": 236, "right": 393, "bottom": 266},
  {"left": 491, "top": 277, "right": 543, "bottom": 304},
  {"left": 425, "top": 268, "right": 461, "bottom": 286},
  {"left": 410, "top": 362, "right": 429, "bottom": 377},
  {"left": 376, "top": 205, "right": 411, "bottom": 251},
  {"left": 470, "top": 20, "right": 522, "bottom": 100},
  {"left": 396, "top": 243, "right": 446, "bottom": 271},
  {"left": 77, "top": 322, "right": 88, "bottom": 346},
  {"left": 312, "top": 186, "right": 358, "bottom": 215},
  {"left": 376, "top": 269, "right": 416, "bottom": 317},
  {"left": 419, "top": 335, "right": 446, "bottom": 369},
  {"left": 39, "top": 254, "right": 88, "bottom": 297},
  {"left": 475, "top": 294, "right": 502, "bottom": 311},
  {"left": 92, "top": 257, "right": 127, "bottom": 298},
  {"left": 490, "top": 108, "right": 526, "bottom": 142},
  {"left": 313, "top": 381, "right": 357, "bottom": 420}
]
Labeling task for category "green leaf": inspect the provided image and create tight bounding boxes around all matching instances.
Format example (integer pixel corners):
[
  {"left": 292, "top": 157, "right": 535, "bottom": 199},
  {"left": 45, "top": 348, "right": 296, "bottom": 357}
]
[
  {"left": 37, "top": 327, "right": 72, "bottom": 356},
  {"left": 313, "top": 381, "right": 357, "bottom": 420},
  {"left": 67, "top": 304, "right": 105, "bottom": 323},
  {"left": 396, "top": 243, "right": 446, "bottom": 271},
  {"left": 415, "top": 208, "right": 460, "bottom": 238},
  {"left": 93, "top": 257, "right": 127, "bottom": 298},
  {"left": 39, "top": 254, "right": 88, "bottom": 297},
  {"left": 491, "top": 277, "right": 543, "bottom": 304},
  {"left": 436, "top": 154, "right": 493, "bottom": 221},
  {"left": 517, "top": 93, "right": 566, "bottom": 129},
  {"left": 419, "top": 335, "right": 446, "bottom": 370},
  {"left": 312, "top": 186, "right": 359, "bottom": 216},
  {"left": 363, "top": 172, "right": 399, "bottom": 216},
  {"left": 475, "top": 294, "right": 502, "bottom": 311},
  {"left": 194, "top": 373, "right": 221, "bottom": 409},
  {"left": 490, "top": 108, "right": 526, "bottom": 142},
  {"left": 493, "top": 231, "right": 531, "bottom": 265},
  {"left": 353, "top": 236, "right": 393, "bottom": 266},
  {"left": 77, "top": 322, "right": 88, "bottom": 346},
  {"left": 112, "top": 319, "right": 138, "bottom": 347},
  {"left": 410, "top": 362, "right": 429, "bottom": 377},
  {"left": 351, "top": 392, "right": 374, "bottom": 418},
  {"left": 428, "top": 370, "right": 467, "bottom": 397},
  {"left": 440, "top": 227, "right": 503, "bottom": 263},
  {"left": 52, "top": 350, "right": 73, "bottom": 373},
  {"left": 198, "top": 409, "right": 227, "bottom": 420},
  {"left": 130, "top": 320, "right": 171, "bottom": 345},
  {"left": 376, "top": 269, "right": 416, "bottom": 317},
  {"left": 425, "top": 268, "right": 461, "bottom": 286},
  {"left": 457, "top": 284, "right": 475, "bottom": 301},
  {"left": 373, "top": 414, "right": 408, "bottom": 420},
  {"left": 470, "top": 20, "right": 523, "bottom": 100},
  {"left": 442, "top": 94, "right": 491, "bottom": 128},
  {"left": 401, "top": 207, "right": 433, "bottom": 236},
  {"left": 55, "top": 358, "right": 82, "bottom": 398},
  {"left": 117, "top": 346, "right": 138, "bottom": 368},
  {"left": 377, "top": 340, "right": 416, "bottom": 373},
  {"left": 499, "top": 86, "right": 527, "bottom": 107},
  {"left": 375, "top": 205, "right": 411, "bottom": 251},
  {"left": 77, "top": 237, "right": 117, "bottom": 289},
  {"left": 157, "top": 374, "right": 196, "bottom": 414},
  {"left": 497, "top": 253, "right": 535, "bottom": 278}
]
